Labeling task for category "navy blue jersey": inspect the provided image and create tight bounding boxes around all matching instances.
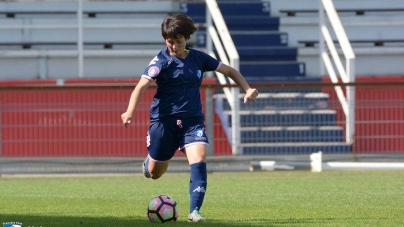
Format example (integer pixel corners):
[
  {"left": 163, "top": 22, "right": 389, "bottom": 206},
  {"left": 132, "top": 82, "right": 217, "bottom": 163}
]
[{"left": 142, "top": 48, "right": 221, "bottom": 120}]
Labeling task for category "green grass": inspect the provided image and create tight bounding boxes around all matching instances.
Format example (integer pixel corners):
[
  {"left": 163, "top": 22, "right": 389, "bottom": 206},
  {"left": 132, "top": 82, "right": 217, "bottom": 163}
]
[{"left": 1, "top": 171, "right": 404, "bottom": 227}]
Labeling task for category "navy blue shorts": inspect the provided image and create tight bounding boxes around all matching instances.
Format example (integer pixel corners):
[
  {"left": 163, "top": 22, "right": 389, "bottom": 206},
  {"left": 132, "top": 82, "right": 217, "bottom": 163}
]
[{"left": 147, "top": 117, "right": 209, "bottom": 161}]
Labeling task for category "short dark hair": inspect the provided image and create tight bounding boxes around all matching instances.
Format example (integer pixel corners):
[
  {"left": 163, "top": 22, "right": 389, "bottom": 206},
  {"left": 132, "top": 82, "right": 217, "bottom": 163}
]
[{"left": 161, "top": 14, "right": 198, "bottom": 40}]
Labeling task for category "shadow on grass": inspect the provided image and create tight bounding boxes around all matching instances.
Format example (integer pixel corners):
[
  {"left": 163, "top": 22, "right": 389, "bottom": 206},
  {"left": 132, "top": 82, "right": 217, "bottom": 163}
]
[
  {"left": 1, "top": 214, "right": 275, "bottom": 227},
  {"left": 2, "top": 215, "right": 390, "bottom": 227}
]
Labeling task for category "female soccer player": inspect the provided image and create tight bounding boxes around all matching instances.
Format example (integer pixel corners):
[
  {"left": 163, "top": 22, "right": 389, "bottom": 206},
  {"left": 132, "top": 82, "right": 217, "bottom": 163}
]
[{"left": 121, "top": 14, "right": 258, "bottom": 222}]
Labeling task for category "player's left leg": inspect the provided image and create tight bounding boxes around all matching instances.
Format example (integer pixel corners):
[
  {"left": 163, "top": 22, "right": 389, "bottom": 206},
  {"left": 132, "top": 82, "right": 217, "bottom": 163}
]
[{"left": 183, "top": 144, "right": 207, "bottom": 222}]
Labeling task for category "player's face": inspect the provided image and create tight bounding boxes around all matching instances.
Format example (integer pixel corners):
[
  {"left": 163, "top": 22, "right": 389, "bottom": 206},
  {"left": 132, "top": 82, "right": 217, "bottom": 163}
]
[{"left": 165, "top": 36, "right": 187, "bottom": 58}]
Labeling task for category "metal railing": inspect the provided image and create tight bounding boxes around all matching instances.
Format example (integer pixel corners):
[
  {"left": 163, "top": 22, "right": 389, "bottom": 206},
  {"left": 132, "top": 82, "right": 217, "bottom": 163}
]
[
  {"left": 205, "top": 0, "right": 241, "bottom": 155},
  {"left": 319, "top": 0, "right": 356, "bottom": 144}
]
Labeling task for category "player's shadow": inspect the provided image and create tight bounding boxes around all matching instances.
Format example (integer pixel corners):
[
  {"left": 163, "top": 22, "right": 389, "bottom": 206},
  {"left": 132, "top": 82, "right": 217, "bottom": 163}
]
[
  {"left": 2, "top": 214, "right": 392, "bottom": 227},
  {"left": 1, "top": 214, "right": 280, "bottom": 227}
]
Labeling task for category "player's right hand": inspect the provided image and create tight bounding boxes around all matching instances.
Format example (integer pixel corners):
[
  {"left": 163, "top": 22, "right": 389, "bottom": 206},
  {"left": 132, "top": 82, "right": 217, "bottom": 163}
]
[{"left": 121, "top": 112, "right": 133, "bottom": 127}]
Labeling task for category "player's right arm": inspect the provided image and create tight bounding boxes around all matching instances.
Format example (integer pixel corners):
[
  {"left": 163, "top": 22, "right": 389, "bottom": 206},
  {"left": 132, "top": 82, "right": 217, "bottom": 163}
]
[{"left": 121, "top": 77, "right": 152, "bottom": 127}]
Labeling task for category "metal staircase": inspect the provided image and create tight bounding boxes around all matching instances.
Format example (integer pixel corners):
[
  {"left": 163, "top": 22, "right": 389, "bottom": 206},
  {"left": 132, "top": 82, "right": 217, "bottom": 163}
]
[{"left": 182, "top": 0, "right": 351, "bottom": 154}]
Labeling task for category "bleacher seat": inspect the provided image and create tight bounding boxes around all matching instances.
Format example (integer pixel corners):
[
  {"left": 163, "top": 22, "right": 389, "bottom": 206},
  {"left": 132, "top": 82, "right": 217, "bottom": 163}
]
[
  {"left": 183, "top": 1, "right": 306, "bottom": 81},
  {"left": 275, "top": 0, "right": 404, "bottom": 77},
  {"left": 0, "top": 1, "right": 191, "bottom": 79}
]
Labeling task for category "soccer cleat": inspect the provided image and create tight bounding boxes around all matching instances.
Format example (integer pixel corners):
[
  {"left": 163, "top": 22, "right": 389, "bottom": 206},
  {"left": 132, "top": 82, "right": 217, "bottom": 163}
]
[
  {"left": 142, "top": 157, "right": 151, "bottom": 178},
  {"left": 188, "top": 209, "right": 206, "bottom": 222}
]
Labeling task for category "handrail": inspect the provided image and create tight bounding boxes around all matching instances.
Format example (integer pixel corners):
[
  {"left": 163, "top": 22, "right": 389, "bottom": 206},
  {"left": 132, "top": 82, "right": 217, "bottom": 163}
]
[
  {"left": 205, "top": 0, "right": 241, "bottom": 155},
  {"left": 319, "top": 0, "right": 356, "bottom": 145}
]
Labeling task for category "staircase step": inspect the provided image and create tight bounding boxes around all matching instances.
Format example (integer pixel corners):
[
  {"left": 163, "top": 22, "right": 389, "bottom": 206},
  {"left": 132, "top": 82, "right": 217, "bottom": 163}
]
[
  {"left": 240, "top": 61, "right": 305, "bottom": 77},
  {"left": 197, "top": 31, "right": 288, "bottom": 48},
  {"left": 181, "top": 1, "right": 271, "bottom": 18},
  {"left": 240, "top": 126, "right": 344, "bottom": 143},
  {"left": 217, "top": 92, "right": 330, "bottom": 110},
  {"left": 213, "top": 77, "right": 322, "bottom": 93},
  {"left": 241, "top": 142, "right": 351, "bottom": 154},
  {"left": 225, "top": 16, "right": 279, "bottom": 31},
  {"left": 241, "top": 77, "right": 322, "bottom": 93},
  {"left": 231, "top": 31, "right": 288, "bottom": 47},
  {"left": 242, "top": 76, "right": 321, "bottom": 83},
  {"left": 223, "top": 109, "right": 337, "bottom": 127},
  {"left": 193, "top": 16, "right": 279, "bottom": 31},
  {"left": 196, "top": 29, "right": 288, "bottom": 48},
  {"left": 237, "top": 46, "right": 297, "bottom": 61}
]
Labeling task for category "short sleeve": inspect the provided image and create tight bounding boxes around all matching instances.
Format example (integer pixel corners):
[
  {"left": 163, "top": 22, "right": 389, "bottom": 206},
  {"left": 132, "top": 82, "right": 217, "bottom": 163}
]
[
  {"left": 142, "top": 56, "right": 164, "bottom": 81},
  {"left": 201, "top": 51, "right": 221, "bottom": 72}
]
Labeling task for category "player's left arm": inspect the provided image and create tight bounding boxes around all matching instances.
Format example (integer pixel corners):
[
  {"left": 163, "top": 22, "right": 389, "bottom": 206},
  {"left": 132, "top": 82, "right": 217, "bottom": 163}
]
[{"left": 216, "top": 63, "right": 259, "bottom": 103}]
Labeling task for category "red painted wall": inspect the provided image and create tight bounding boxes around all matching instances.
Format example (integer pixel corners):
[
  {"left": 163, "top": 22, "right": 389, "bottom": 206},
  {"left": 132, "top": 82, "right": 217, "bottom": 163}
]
[{"left": 0, "top": 78, "right": 232, "bottom": 157}]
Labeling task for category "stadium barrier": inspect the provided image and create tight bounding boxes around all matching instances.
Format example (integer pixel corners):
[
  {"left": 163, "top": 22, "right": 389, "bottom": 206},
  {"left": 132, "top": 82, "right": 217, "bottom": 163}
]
[{"left": 1, "top": 79, "right": 404, "bottom": 174}]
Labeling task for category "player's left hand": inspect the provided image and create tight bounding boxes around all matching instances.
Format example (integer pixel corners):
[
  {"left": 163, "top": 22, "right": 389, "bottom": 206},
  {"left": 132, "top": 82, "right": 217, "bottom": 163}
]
[{"left": 244, "top": 88, "right": 259, "bottom": 103}]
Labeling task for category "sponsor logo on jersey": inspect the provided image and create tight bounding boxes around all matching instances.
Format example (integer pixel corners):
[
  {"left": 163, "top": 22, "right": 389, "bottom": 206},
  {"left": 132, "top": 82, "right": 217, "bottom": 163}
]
[{"left": 168, "top": 58, "right": 174, "bottom": 66}]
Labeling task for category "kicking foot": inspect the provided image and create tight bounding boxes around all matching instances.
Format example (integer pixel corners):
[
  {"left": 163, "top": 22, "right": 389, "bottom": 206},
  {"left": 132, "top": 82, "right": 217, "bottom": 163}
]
[{"left": 188, "top": 209, "right": 206, "bottom": 222}]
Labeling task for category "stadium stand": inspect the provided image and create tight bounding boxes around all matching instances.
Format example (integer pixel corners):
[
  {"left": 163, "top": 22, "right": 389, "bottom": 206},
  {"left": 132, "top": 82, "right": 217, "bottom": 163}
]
[
  {"left": 275, "top": 0, "right": 404, "bottom": 77},
  {"left": 0, "top": 1, "right": 198, "bottom": 79}
]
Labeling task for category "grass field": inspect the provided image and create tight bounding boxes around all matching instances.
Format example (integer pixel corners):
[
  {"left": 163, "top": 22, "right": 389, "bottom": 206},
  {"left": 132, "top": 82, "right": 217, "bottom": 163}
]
[{"left": 1, "top": 171, "right": 403, "bottom": 227}]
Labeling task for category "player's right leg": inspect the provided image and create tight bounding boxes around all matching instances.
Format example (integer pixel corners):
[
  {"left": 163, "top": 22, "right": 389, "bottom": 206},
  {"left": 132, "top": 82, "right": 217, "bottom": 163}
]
[
  {"left": 143, "top": 155, "right": 169, "bottom": 179},
  {"left": 143, "top": 119, "right": 179, "bottom": 180}
]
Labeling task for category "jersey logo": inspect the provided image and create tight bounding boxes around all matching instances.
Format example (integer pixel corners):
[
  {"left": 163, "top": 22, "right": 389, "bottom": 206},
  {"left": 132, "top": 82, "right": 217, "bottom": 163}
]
[
  {"left": 193, "top": 129, "right": 207, "bottom": 141},
  {"left": 194, "top": 130, "right": 204, "bottom": 137},
  {"left": 196, "top": 70, "right": 201, "bottom": 79}
]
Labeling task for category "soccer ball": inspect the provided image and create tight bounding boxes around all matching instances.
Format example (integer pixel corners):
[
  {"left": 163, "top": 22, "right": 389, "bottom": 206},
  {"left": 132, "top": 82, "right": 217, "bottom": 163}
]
[{"left": 147, "top": 195, "right": 179, "bottom": 223}]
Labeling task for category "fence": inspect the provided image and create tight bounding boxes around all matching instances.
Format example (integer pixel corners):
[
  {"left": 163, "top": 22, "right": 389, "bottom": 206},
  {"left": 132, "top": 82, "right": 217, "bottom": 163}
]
[
  {"left": 1, "top": 81, "right": 404, "bottom": 157},
  {"left": 1, "top": 80, "right": 403, "bottom": 174}
]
